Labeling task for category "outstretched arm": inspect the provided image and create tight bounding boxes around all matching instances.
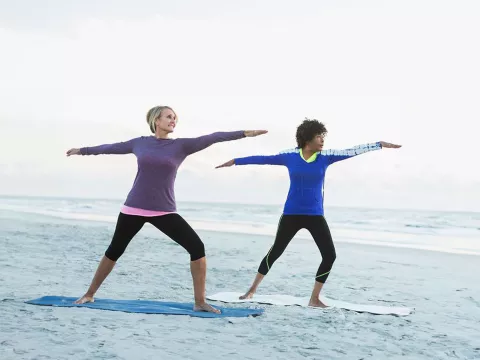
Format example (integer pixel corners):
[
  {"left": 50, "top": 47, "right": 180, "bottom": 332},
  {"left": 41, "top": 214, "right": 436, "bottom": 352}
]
[
  {"left": 322, "top": 141, "right": 401, "bottom": 165},
  {"left": 216, "top": 151, "right": 290, "bottom": 168},
  {"left": 181, "top": 130, "right": 267, "bottom": 156},
  {"left": 66, "top": 138, "right": 137, "bottom": 156}
]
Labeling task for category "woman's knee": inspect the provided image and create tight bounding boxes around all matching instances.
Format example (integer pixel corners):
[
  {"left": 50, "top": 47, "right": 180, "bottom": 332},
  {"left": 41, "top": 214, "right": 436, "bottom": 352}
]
[
  {"left": 189, "top": 241, "right": 205, "bottom": 261},
  {"left": 326, "top": 249, "right": 336, "bottom": 266},
  {"left": 105, "top": 245, "right": 125, "bottom": 262}
]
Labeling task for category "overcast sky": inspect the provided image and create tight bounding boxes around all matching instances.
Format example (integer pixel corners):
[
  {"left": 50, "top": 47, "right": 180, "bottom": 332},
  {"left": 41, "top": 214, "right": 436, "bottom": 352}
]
[{"left": 0, "top": 0, "right": 478, "bottom": 212}]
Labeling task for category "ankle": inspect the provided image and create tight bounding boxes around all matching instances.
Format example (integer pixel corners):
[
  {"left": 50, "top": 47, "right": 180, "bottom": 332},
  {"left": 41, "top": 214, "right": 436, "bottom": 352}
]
[{"left": 194, "top": 296, "right": 206, "bottom": 304}]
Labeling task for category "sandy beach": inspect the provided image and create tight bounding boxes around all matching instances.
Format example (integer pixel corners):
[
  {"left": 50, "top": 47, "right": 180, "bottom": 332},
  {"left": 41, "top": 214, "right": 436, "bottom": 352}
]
[{"left": 1, "top": 197, "right": 479, "bottom": 359}]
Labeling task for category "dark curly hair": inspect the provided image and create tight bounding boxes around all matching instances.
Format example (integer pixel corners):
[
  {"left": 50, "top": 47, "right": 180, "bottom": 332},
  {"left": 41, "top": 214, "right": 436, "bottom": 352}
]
[{"left": 295, "top": 118, "right": 327, "bottom": 148}]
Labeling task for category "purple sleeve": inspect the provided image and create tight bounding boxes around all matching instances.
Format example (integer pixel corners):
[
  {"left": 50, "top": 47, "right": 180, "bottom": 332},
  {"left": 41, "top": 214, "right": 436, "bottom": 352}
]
[
  {"left": 181, "top": 131, "right": 246, "bottom": 155},
  {"left": 79, "top": 138, "right": 137, "bottom": 155}
]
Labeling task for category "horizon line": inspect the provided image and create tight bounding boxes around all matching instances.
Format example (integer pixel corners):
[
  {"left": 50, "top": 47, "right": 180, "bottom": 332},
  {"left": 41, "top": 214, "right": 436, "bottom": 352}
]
[{"left": 0, "top": 193, "right": 478, "bottom": 215}]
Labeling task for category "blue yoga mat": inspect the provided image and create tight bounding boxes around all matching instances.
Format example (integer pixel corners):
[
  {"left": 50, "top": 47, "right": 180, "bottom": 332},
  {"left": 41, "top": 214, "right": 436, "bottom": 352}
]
[{"left": 25, "top": 296, "right": 263, "bottom": 318}]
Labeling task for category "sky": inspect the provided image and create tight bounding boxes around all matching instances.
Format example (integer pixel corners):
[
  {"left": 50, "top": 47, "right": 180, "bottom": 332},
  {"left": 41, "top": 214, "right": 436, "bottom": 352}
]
[{"left": 0, "top": 0, "right": 479, "bottom": 212}]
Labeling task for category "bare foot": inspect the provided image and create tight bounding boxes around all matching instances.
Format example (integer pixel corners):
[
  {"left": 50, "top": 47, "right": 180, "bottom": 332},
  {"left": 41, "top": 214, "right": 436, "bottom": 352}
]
[
  {"left": 194, "top": 302, "right": 221, "bottom": 314},
  {"left": 74, "top": 294, "right": 94, "bottom": 304},
  {"left": 308, "top": 298, "right": 328, "bottom": 308},
  {"left": 239, "top": 291, "right": 254, "bottom": 300}
]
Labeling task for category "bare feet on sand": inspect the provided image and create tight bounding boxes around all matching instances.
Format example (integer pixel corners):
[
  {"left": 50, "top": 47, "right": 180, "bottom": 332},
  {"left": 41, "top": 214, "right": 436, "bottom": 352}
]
[
  {"left": 308, "top": 298, "right": 328, "bottom": 308},
  {"left": 74, "top": 294, "right": 94, "bottom": 304},
  {"left": 194, "top": 302, "right": 221, "bottom": 314},
  {"left": 239, "top": 291, "right": 255, "bottom": 300}
]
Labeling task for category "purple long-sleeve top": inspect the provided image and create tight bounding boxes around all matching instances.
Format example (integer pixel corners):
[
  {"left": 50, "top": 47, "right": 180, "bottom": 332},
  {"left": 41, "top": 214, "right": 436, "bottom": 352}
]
[{"left": 80, "top": 131, "right": 246, "bottom": 211}]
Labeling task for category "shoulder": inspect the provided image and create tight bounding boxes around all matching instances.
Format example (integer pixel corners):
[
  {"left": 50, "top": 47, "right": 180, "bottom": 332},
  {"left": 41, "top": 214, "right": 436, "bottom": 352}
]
[
  {"left": 318, "top": 149, "right": 333, "bottom": 156},
  {"left": 130, "top": 136, "right": 149, "bottom": 142},
  {"left": 172, "top": 137, "right": 191, "bottom": 142},
  {"left": 125, "top": 136, "right": 150, "bottom": 146},
  {"left": 136, "top": 136, "right": 178, "bottom": 144},
  {"left": 278, "top": 148, "right": 299, "bottom": 155},
  {"left": 317, "top": 148, "right": 343, "bottom": 156}
]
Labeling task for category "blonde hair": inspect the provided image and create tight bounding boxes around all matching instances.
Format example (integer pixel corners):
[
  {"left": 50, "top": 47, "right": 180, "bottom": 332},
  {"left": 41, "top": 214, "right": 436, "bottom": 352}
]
[{"left": 146, "top": 106, "right": 176, "bottom": 133}]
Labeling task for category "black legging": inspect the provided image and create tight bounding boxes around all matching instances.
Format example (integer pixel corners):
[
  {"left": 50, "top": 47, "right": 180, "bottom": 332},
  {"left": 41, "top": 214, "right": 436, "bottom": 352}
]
[
  {"left": 105, "top": 213, "right": 205, "bottom": 262},
  {"left": 258, "top": 215, "right": 336, "bottom": 283}
]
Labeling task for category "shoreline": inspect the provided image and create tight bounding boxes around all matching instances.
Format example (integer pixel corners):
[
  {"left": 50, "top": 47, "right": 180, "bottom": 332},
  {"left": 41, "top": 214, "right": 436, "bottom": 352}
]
[
  {"left": 1, "top": 207, "right": 478, "bottom": 258},
  {"left": 1, "top": 193, "right": 479, "bottom": 215}
]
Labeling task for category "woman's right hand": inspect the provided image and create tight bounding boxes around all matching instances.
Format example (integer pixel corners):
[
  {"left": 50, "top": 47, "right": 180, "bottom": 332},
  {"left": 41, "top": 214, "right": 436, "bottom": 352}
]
[
  {"left": 66, "top": 148, "right": 81, "bottom": 156},
  {"left": 215, "top": 159, "right": 235, "bottom": 168}
]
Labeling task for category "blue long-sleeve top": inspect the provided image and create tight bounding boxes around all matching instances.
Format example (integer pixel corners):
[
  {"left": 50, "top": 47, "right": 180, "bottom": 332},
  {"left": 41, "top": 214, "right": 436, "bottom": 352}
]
[{"left": 234, "top": 142, "right": 382, "bottom": 215}]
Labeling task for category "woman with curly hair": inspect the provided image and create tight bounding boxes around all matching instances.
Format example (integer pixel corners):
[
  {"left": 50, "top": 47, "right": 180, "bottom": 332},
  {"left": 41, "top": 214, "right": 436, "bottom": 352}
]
[{"left": 216, "top": 118, "right": 401, "bottom": 307}]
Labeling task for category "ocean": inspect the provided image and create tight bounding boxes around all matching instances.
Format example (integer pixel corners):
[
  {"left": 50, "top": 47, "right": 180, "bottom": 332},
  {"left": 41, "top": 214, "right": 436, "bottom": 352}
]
[{"left": 1, "top": 195, "right": 479, "bottom": 359}]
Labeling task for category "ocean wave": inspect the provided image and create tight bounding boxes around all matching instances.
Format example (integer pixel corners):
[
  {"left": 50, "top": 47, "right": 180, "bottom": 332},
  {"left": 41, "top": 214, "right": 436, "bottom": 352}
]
[
  {"left": 405, "top": 224, "right": 440, "bottom": 229},
  {"left": 1, "top": 203, "right": 479, "bottom": 256}
]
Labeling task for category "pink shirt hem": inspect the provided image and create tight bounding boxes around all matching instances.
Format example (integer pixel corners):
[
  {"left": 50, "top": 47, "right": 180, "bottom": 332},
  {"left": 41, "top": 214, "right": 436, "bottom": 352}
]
[{"left": 120, "top": 205, "right": 175, "bottom": 217}]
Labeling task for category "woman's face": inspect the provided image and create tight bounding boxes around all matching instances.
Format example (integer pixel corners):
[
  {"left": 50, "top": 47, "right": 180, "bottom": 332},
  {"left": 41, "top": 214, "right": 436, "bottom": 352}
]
[
  {"left": 155, "top": 108, "right": 177, "bottom": 133},
  {"left": 307, "top": 133, "right": 325, "bottom": 151}
]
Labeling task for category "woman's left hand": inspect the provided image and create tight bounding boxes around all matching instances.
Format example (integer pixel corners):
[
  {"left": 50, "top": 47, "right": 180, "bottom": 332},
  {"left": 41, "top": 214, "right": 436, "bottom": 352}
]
[
  {"left": 244, "top": 130, "right": 268, "bottom": 137},
  {"left": 380, "top": 141, "right": 402, "bottom": 148}
]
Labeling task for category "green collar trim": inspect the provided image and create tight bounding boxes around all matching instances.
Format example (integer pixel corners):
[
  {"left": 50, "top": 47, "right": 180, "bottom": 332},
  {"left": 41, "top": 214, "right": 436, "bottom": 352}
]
[{"left": 299, "top": 148, "right": 318, "bottom": 163}]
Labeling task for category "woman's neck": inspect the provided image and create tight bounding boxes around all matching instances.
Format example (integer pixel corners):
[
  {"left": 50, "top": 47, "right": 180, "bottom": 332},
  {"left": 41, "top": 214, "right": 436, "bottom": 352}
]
[
  {"left": 154, "top": 130, "right": 170, "bottom": 139},
  {"left": 301, "top": 147, "right": 315, "bottom": 160}
]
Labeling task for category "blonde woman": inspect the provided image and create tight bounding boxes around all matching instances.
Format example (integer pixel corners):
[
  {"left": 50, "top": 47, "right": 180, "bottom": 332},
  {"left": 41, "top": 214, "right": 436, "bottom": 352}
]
[{"left": 66, "top": 106, "right": 267, "bottom": 313}]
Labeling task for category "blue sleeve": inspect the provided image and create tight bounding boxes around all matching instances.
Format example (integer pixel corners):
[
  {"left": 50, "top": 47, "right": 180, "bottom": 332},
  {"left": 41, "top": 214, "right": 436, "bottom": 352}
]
[
  {"left": 181, "top": 131, "right": 246, "bottom": 155},
  {"left": 321, "top": 142, "right": 382, "bottom": 165},
  {"left": 234, "top": 152, "right": 290, "bottom": 166}
]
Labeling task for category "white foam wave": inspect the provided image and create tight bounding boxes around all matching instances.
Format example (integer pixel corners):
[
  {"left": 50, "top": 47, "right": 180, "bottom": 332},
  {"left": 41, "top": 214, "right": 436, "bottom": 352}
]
[{"left": 1, "top": 203, "right": 479, "bottom": 256}]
